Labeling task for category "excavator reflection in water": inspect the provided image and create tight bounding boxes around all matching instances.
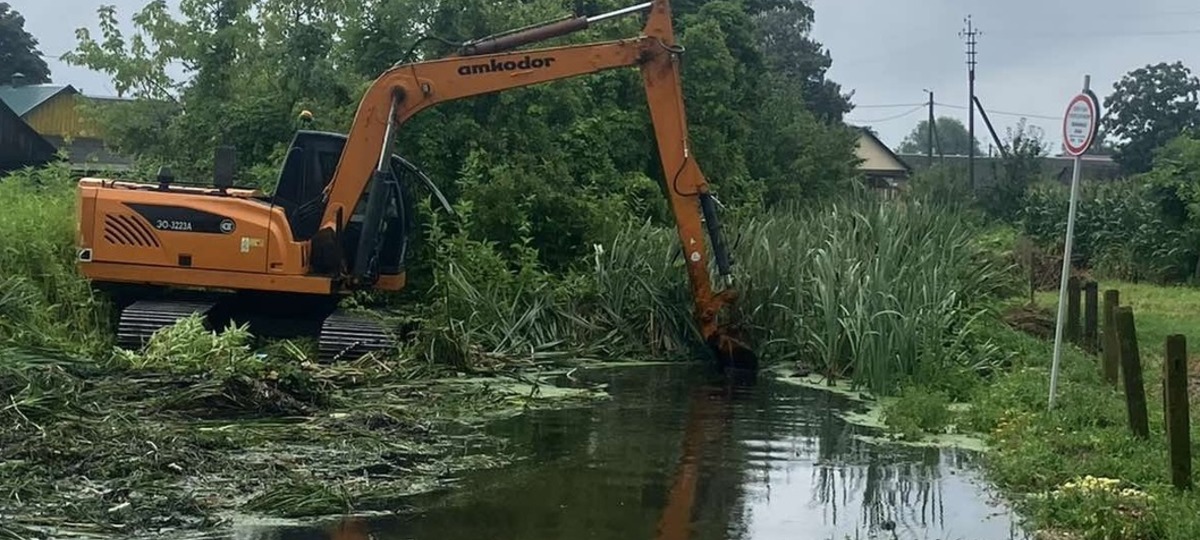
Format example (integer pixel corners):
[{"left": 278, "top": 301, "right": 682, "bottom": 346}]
[
  {"left": 74, "top": 0, "right": 756, "bottom": 369},
  {"left": 323, "top": 378, "right": 743, "bottom": 540}
]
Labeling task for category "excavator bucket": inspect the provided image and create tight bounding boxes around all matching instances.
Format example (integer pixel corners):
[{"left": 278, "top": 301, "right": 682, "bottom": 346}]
[{"left": 708, "top": 331, "right": 757, "bottom": 372}]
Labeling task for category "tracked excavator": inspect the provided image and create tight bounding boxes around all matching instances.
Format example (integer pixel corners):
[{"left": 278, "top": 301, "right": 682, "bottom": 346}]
[{"left": 74, "top": 0, "right": 756, "bottom": 369}]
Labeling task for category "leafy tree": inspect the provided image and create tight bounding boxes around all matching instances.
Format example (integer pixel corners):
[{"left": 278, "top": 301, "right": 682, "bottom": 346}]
[
  {"left": 897, "top": 117, "right": 981, "bottom": 157},
  {"left": 752, "top": 1, "right": 852, "bottom": 123},
  {"left": 1102, "top": 61, "right": 1200, "bottom": 174},
  {"left": 64, "top": 0, "right": 358, "bottom": 181},
  {"left": 0, "top": 2, "right": 51, "bottom": 84},
  {"left": 748, "top": 74, "right": 859, "bottom": 206},
  {"left": 1136, "top": 135, "right": 1200, "bottom": 277},
  {"left": 980, "top": 118, "right": 1047, "bottom": 222}
]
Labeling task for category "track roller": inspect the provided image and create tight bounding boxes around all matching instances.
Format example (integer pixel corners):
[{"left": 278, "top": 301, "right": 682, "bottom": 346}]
[
  {"left": 318, "top": 311, "right": 396, "bottom": 362},
  {"left": 117, "top": 300, "right": 217, "bottom": 350}
]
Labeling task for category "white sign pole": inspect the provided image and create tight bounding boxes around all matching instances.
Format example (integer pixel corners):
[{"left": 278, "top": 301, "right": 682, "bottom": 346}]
[{"left": 1049, "top": 75, "right": 1096, "bottom": 411}]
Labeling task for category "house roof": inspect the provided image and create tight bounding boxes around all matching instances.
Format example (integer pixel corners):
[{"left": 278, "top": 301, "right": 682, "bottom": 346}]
[
  {"left": 0, "top": 99, "right": 57, "bottom": 173},
  {"left": 853, "top": 126, "right": 912, "bottom": 175},
  {"left": 0, "top": 84, "right": 78, "bottom": 116}
]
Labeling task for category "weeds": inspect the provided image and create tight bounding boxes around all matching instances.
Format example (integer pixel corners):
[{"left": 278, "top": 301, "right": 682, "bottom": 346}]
[
  {"left": 883, "top": 388, "right": 953, "bottom": 440},
  {"left": 111, "top": 315, "right": 260, "bottom": 376},
  {"left": 0, "top": 349, "right": 554, "bottom": 536},
  {"left": 409, "top": 213, "right": 694, "bottom": 371},
  {"left": 0, "top": 164, "right": 111, "bottom": 356}
]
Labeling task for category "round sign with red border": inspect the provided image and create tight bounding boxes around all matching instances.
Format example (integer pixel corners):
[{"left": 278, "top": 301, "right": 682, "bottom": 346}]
[{"left": 1063, "top": 92, "right": 1099, "bottom": 156}]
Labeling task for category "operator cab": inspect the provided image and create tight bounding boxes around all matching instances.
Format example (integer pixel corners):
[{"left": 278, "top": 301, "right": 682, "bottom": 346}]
[{"left": 268, "top": 130, "right": 451, "bottom": 277}]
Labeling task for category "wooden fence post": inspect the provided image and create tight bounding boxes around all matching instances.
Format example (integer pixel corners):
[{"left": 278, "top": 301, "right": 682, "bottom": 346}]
[
  {"left": 1067, "top": 276, "right": 1082, "bottom": 345},
  {"left": 1165, "top": 335, "right": 1192, "bottom": 491},
  {"left": 1115, "top": 307, "right": 1149, "bottom": 440},
  {"left": 1084, "top": 281, "right": 1099, "bottom": 353},
  {"left": 1102, "top": 290, "right": 1120, "bottom": 386}
]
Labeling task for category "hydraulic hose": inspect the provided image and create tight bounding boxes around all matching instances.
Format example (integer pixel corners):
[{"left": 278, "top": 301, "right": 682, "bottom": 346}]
[{"left": 699, "top": 192, "right": 732, "bottom": 278}]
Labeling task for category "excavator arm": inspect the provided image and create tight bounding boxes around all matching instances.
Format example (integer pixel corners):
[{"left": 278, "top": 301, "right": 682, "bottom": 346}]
[{"left": 318, "top": 0, "right": 756, "bottom": 369}]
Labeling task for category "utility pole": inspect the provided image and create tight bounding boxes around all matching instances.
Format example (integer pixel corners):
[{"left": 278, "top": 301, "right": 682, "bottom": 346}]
[
  {"left": 926, "top": 90, "right": 935, "bottom": 166},
  {"left": 961, "top": 16, "right": 980, "bottom": 192}
]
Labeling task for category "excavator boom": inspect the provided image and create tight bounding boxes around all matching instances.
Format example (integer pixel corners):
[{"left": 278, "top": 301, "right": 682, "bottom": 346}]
[{"left": 318, "top": 0, "right": 756, "bottom": 369}]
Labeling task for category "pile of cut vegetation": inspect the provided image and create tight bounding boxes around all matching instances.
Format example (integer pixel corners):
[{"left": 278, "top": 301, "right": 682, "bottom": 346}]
[{"left": 0, "top": 316, "right": 603, "bottom": 538}]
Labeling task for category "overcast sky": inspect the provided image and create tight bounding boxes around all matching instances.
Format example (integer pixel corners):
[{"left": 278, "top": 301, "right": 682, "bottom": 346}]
[{"left": 11, "top": 0, "right": 1200, "bottom": 151}]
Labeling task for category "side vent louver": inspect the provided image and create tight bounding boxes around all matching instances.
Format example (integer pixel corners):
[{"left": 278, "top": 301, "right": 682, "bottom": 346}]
[{"left": 104, "top": 214, "right": 161, "bottom": 247}]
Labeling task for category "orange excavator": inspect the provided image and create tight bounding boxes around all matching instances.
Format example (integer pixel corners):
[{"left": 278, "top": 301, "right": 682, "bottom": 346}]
[{"left": 74, "top": 0, "right": 756, "bottom": 369}]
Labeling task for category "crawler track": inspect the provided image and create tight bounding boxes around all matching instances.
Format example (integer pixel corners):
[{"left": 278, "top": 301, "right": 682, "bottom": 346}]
[
  {"left": 318, "top": 311, "right": 396, "bottom": 362},
  {"left": 116, "top": 300, "right": 217, "bottom": 350},
  {"left": 114, "top": 297, "right": 396, "bottom": 363}
]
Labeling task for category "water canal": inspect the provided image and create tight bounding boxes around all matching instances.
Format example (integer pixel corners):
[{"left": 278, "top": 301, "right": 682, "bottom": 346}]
[{"left": 237, "top": 365, "right": 1030, "bottom": 540}]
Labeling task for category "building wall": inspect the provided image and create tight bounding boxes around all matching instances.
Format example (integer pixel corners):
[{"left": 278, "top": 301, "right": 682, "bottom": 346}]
[
  {"left": 0, "top": 105, "right": 56, "bottom": 173},
  {"left": 22, "top": 93, "right": 102, "bottom": 138},
  {"left": 856, "top": 135, "right": 907, "bottom": 175},
  {"left": 899, "top": 154, "right": 1124, "bottom": 185}
]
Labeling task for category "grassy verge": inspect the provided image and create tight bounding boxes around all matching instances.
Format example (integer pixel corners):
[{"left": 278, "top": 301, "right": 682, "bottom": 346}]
[
  {"left": 987, "top": 282, "right": 1200, "bottom": 539},
  {"left": 876, "top": 281, "right": 1200, "bottom": 539}
]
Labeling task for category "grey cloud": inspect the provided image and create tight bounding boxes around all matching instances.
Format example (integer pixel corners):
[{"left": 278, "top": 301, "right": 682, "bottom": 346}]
[{"left": 10, "top": 0, "right": 1200, "bottom": 152}]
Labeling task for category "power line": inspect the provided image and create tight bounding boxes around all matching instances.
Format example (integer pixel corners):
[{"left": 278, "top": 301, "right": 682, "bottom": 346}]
[
  {"left": 852, "top": 102, "right": 927, "bottom": 109},
  {"left": 846, "top": 105, "right": 926, "bottom": 124},
  {"left": 993, "top": 28, "right": 1200, "bottom": 40},
  {"left": 934, "top": 101, "right": 1060, "bottom": 121}
]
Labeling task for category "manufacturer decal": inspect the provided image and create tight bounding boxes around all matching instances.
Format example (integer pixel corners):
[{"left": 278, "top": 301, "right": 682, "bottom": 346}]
[
  {"left": 240, "top": 237, "right": 264, "bottom": 253},
  {"left": 126, "top": 204, "right": 238, "bottom": 235},
  {"left": 457, "top": 55, "right": 557, "bottom": 76}
]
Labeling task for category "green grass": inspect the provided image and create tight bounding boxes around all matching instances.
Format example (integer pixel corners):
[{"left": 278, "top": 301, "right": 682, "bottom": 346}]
[
  {"left": 965, "top": 282, "right": 1200, "bottom": 539},
  {"left": 1035, "top": 281, "right": 1200, "bottom": 367},
  {"left": 0, "top": 163, "right": 112, "bottom": 356}
]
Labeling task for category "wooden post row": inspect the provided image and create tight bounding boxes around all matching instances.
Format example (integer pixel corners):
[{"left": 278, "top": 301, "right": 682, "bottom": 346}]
[
  {"left": 1084, "top": 281, "right": 1098, "bottom": 353},
  {"left": 1102, "top": 290, "right": 1120, "bottom": 386},
  {"left": 1164, "top": 334, "right": 1192, "bottom": 491},
  {"left": 1067, "top": 276, "right": 1081, "bottom": 345},
  {"left": 1115, "top": 306, "right": 1149, "bottom": 440}
]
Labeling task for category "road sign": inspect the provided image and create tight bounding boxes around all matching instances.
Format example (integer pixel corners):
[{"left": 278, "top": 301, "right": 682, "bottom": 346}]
[
  {"left": 1050, "top": 76, "right": 1097, "bottom": 411},
  {"left": 1062, "top": 92, "right": 1098, "bottom": 156}
]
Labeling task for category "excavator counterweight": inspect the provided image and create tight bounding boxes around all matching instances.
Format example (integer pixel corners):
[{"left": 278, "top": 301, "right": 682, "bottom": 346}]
[{"left": 75, "top": 0, "right": 757, "bottom": 370}]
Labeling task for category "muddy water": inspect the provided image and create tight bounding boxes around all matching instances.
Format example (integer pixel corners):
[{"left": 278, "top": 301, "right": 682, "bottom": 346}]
[{"left": 245, "top": 365, "right": 1029, "bottom": 540}]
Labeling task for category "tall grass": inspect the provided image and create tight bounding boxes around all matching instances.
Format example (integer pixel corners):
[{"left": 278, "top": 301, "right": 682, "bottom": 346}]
[
  {"left": 415, "top": 193, "right": 1010, "bottom": 396},
  {"left": 411, "top": 219, "right": 695, "bottom": 369},
  {"left": 0, "top": 163, "right": 111, "bottom": 356},
  {"left": 732, "top": 197, "right": 1011, "bottom": 396}
]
